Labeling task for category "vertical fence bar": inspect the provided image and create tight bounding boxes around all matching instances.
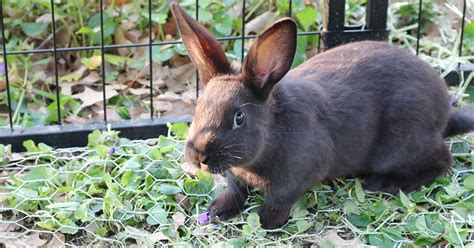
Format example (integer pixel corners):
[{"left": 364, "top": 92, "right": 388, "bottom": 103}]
[
  {"left": 99, "top": 0, "right": 107, "bottom": 122},
  {"left": 416, "top": 0, "right": 422, "bottom": 55},
  {"left": 148, "top": 0, "right": 154, "bottom": 119},
  {"left": 366, "top": 0, "right": 388, "bottom": 30},
  {"left": 323, "top": 0, "right": 345, "bottom": 32},
  {"left": 241, "top": 0, "right": 245, "bottom": 62},
  {"left": 288, "top": 0, "right": 292, "bottom": 17},
  {"left": 0, "top": 1, "right": 13, "bottom": 130},
  {"left": 458, "top": 0, "right": 466, "bottom": 58},
  {"left": 50, "top": 0, "right": 62, "bottom": 125},
  {"left": 195, "top": 0, "right": 199, "bottom": 99},
  {"left": 320, "top": 0, "right": 346, "bottom": 50}
]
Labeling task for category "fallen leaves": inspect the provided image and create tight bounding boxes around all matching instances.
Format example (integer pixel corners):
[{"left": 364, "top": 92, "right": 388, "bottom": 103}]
[{"left": 72, "top": 85, "right": 118, "bottom": 111}]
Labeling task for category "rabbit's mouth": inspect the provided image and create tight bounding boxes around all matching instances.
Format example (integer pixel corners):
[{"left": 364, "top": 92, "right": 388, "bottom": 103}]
[
  {"left": 200, "top": 162, "right": 223, "bottom": 174},
  {"left": 200, "top": 157, "right": 226, "bottom": 175}
]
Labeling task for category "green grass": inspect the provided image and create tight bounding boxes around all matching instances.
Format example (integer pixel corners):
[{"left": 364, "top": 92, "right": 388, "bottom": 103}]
[
  {"left": 0, "top": 123, "right": 473, "bottom": 247},
  {"left": 0, "top": 1, "right": 473, "bottom": 247}
]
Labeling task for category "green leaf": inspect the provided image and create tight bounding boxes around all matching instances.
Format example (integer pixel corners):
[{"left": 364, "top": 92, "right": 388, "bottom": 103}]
[
  {"left": 46, "top": 202, "right": 80, "bottom": 209},
  {"left": 97, "top": 227, "right": 108, "bottom": 237},
  {"left": 320, "top": 240, "right": 335, "bottom": 248},
  {"left": 443, "top": 224, "right": 467, "bottom": 245},
  {"left": 465, "top": 23, "right": 474, "bottom": 42},
  {"left": 146, "top": 205, "right": 169, "bottom": 225},
  {"left": 247, "top": 213, "right": 261, "bottom": 229},
  {"left": 75, "top": 26, "right": 93, "bottom": 35},
  {"left": 295, "top": 220, "right": 312, "bottom": 233},
  {"left": 151, "top": 46, "right": 175, "bottom": 62},
  {"left": 170, "top": 123, "right": 188, "bottom": 140},
  {"left": 116, "top": 106, "right": 130, "bottom": 120},
  {"left": 197, "top": 8, "right": 213, "bottom": 23},
  {"left": 242, "top": 224, "right": 254, "bottom": 238},
  {"left": 158, "top": 135, "right": 176, "bottom": 153},
  {"left": 96, "top": 144, "right": 111, "bottom": 158},
  {"left": 452, "top": 141, "right": 469, "bottom": 154},
  {"left": 23, "top": 140, "right": 39, "bottom": 152},
  {"left": 368, "top": 234, "right": 395, "bottom": 248},
  {"left": 20, "top": 22, "right": 48, "bottom": 37},
  {"left": 343, "top": 200, "right": 360, "bottom": 215},
  {"left": 38, "top": 143, "right": 53, "bottom": 153},
  {"left": 414, "top": 236, "right": 436, "bottom": 246},
  {"left": 381, "top": 228, "right": 403, "bottom": 241},
  {"left": 399, "top": 190, "right": 415, "bottom": 211},
  {"left": 120, "top": 171, "right": 134, "bottom": 186},
  {"left": 23, "top": 165, "right": 56, "bottom": 182},
  {"left": 295, "top": 7, "right": 317, "bottom": 31},
  {"left": 212, "top": 11, "right": 232, "bottom": 36},
  {"left": 463, "top": 174, "right": 474, "bottom": 190},
  {"left": 104, "top": 173, "right": 114, "bottom": 190},
  {"left": 200, "top": 0, "right": 212, "bottom": 8},
  {"left": 415, "top": 215, "right": 427, "bottom": 231},
  {"left": 88, "top": 130, "right": 102, "bottom": 148},
  {"left": 158, "top": 184, "right": 181, "bottom": 195},
  {"left": 291, "top": 33, "right": 307, "bottom": 68},
  {"left": 74, "top": 203, "right": 89, "bottom": 222},
  {"left": 151, "top": 12, "right": 168, "bottom": 24},
  {"left": 354, "top": 179, "right": 365, "bottom": 202},
  {"left": 291, "top": 208, "right": 309, "bottom": 218},
  {"left": 347, "top": 212, "right": 371, "bottom": 228},
  {"left": 16, "top": 188, "right": 38, "bottom": 198}
]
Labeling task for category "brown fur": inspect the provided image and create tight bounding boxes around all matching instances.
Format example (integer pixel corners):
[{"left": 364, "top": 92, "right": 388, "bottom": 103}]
[{"left": 171, "top": 3, "right": 474, "bottom": 229}]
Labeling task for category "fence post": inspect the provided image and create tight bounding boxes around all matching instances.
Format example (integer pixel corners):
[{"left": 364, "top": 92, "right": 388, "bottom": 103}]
[
  {"left": 366, "top": 0, "right": 388, "bottom": 30},
  {"left": 323, "top": 0, "right": 345, "bottom": 33},
  {"left": 320, "top": 0, "right": 389, "bottom": 51}
]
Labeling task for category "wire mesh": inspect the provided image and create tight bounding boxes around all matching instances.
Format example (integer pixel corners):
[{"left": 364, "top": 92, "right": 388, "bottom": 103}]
[
  {"left": 0, "top": 130, "right": 473, "bottom": 246},
  {"left": 0, "top": 0, "right": 473, "bottom": 246}
]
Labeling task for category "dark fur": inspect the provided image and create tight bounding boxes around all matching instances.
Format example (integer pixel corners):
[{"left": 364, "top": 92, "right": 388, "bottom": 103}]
[{"left": 171, "top": 3, "right": 474, "bottom": 229}]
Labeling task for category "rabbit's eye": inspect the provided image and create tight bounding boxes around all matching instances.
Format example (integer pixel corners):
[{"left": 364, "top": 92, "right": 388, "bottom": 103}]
[{"left": 233, "top": 111, "right": 245, "bottom": 129}]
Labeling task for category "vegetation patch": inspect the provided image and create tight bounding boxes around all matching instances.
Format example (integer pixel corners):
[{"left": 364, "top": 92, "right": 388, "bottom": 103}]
[{"left": 0, "top": 123, "right": 473, "bottom": 246}]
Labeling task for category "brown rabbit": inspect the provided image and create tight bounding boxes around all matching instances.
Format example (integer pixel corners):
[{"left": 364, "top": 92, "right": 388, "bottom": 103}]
[{"left": 171, "top": 3, "right": 474, "bottom": 229}]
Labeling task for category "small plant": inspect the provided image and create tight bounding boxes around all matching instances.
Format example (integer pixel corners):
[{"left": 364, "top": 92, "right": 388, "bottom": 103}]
[
  {"left": 2, "top": 1, "right": 470, "bottom": 127},
  {"left": 0, "top": 123, "right": 473, "bottom": 246}
]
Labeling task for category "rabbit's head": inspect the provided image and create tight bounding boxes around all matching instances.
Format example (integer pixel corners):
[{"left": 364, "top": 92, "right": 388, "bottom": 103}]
[{"left": 171, "top": 3, "right": 297, "bottom": 174}]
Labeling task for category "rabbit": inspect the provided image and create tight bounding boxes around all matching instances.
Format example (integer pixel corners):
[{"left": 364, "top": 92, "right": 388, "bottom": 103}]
[{"left": 171, "top": 2, "right": 474, "bottom": 229}]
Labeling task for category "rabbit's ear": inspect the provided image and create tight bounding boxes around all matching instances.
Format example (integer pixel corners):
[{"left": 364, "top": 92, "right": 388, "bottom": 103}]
[
  {"left": 242, "top": 18, "right": 297, "bottom": 99},
  {"left": 171, "top": 2, "right": 230, "bottom": 85}
]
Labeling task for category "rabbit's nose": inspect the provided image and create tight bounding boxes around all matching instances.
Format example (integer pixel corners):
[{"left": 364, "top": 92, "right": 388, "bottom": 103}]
[{"left": 185, "top": 140, "right": 207, "bottom": 167}]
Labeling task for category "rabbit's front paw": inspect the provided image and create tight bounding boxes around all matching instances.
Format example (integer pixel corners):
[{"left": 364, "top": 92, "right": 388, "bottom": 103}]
[
  {"left": 258, "top": 204, "right": 291, "bottom": 229},
  {"left": 208, "top": 190, "right": 244, "bottom": 221}
]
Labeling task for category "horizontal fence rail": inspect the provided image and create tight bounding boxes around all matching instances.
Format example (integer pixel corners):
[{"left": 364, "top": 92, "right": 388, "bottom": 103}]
[{"left": 0, "top": 0, "right": 472, "bottom": 151}]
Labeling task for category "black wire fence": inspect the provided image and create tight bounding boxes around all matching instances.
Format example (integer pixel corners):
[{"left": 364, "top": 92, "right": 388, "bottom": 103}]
[{"left": 0, "top": 0, "right": 471, "bottom": 151}]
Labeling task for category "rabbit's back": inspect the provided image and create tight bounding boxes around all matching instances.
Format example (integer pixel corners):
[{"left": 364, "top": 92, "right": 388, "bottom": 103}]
[{"left": 271, "top": 41, "right": 450, "bottom": 178}]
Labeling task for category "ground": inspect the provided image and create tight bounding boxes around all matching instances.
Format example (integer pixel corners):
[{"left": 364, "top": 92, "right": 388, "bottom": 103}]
[{"left": 0, "top": 123, "right": 473, "bottom": 247}]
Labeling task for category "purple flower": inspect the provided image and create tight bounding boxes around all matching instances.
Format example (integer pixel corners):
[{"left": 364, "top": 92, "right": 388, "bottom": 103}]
[
  {"left": 198, "top": 212, "right": 209, "bottom": 225},
  {"left": 0, "top": 63, "right": 4, "bottom": 74},
  {"left": 108, "top": 147, "right": 116, "bottom": 156},
  {"left": 449, "top": 95, "right": 457, "bottom": 106}
]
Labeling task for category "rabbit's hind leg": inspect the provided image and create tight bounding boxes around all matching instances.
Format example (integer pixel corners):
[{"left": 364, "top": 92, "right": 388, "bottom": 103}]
[{"left": 364, "top": 142, "right": 451, "bottom": 194}]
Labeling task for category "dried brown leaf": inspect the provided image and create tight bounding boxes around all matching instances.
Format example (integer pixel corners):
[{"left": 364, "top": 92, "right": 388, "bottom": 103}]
[
  {"left": 39, "top": 233, "right": 66, "bottom": 248},
  {"left": 72, "top": 86, "right": 119, "bottom": 111},
  {"left": 36, "top": 13, "right": 52, "bottom": 23},
  {"left": 245, "top": 11, "right": 275, "bottom": 35},
  {"left": 129, "top": 87, "right": 150, "bottom": 96},
  {"left": 315, "top": 230, "right": 363, "bottom": 248},
  {"left": 154, "top": 100, "right": 173, "bottom": 112},
  {"left": 156, "top": 92, "right": 181, "bottom": 102},
  {"left": 160, "top": 100, "right": 195, "bottom": 118},
  {"left": 172, "top": 212, "right": 186, "bottom": 228}
]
